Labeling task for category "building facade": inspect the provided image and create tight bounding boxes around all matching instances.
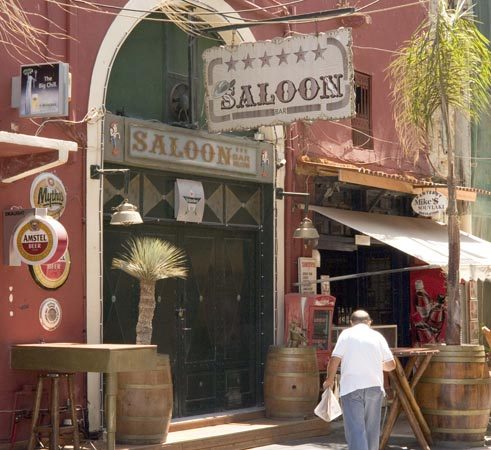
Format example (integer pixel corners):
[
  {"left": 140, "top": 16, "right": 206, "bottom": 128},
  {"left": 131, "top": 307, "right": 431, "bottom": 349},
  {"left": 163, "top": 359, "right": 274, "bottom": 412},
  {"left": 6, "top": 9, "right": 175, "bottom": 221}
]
[{"left": 2, "top": 0, "right": 485, "bottom": 441}]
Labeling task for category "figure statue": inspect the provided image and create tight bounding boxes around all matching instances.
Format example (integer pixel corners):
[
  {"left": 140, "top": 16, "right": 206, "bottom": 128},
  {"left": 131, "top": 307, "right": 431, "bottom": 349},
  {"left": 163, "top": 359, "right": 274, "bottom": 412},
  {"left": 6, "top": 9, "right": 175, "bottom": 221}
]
[{"left": 287, "top": 321, "right": 307, "bottom": 348}]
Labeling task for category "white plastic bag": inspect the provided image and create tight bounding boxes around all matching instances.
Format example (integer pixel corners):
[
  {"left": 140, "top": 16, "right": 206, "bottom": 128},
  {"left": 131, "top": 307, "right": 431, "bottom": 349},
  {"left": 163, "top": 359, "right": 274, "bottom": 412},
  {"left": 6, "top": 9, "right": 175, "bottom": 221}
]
[{"left": 314, "top": 388, "right": 342, "bottom": 422}]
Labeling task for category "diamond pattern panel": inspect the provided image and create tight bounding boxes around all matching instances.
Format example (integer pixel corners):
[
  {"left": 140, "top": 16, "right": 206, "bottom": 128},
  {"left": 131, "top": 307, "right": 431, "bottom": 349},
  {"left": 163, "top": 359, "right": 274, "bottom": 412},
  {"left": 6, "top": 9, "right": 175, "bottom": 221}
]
[
  {"left": 142, "top": 173, "right": 175, "bottom": 219},
  {"left": 103, "top": 173, "right": 140, "bottom": 213}
]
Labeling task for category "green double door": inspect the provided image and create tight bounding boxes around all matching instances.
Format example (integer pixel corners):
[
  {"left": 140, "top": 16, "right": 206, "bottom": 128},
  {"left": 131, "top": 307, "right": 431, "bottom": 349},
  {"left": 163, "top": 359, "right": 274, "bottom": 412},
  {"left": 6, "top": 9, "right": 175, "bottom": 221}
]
[{"left": 104, "top": 224, "right": 258, "bottom": 417}]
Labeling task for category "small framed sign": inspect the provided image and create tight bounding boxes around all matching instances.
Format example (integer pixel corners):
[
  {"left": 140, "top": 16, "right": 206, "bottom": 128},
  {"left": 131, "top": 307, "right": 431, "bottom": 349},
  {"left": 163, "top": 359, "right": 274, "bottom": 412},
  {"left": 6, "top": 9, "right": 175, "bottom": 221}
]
[
  {"left": 19, "top": 62, "right": 69, "bottom": 118},
  {"left": 298, "top": 257, "right": 317, "bottom": 294}
]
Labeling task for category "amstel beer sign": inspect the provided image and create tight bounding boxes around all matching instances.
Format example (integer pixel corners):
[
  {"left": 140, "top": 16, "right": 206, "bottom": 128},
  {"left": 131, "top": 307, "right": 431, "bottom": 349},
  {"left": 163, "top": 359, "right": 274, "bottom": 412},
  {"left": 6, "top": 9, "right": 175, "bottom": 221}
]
[{"left": 13, "top": 213, "right": 68, "bottom": 265}]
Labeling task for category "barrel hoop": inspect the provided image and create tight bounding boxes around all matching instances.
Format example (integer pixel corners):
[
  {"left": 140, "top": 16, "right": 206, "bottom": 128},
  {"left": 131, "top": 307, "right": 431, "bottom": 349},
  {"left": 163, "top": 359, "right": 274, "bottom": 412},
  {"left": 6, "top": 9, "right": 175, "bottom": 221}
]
[
  {"left": 265, "top": 372, "right": 319, "bottom": 377},
  {"left": 267, "top": 357, "right": 317, "bottom": 363},
  {"left": 424, "top": 345, "right": 485, "bottom": 352},
  {"left": 119, "top": 383, "right": 172, "bottom": 389},
  {"left": 118, "top": 416, "right": 167, "bottom": 422},
  {"left": 421, "top": 408, "right": 490, "bottom": 416},
  {"left": 420, "top": 377, "right": 490, "bottom": 385},
  {"left": 116, "top": 434, "right": 164, "bottom": 440},
  {"left": 431, "top": 356, "right": 485, "bottom": 363},
  {"left": 431, "top": 427, "right": 488, "bottom": 434},
  {"left": 265, "top": 396, "right": 316, "bottom": 402}
]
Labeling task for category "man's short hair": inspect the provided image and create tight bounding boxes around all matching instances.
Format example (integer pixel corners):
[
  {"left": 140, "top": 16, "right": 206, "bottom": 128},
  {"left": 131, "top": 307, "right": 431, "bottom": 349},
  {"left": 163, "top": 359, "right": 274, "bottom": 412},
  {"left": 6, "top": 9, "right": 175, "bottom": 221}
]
[{"left": 350, "top": 310, "right": 371, "bottom": 325}]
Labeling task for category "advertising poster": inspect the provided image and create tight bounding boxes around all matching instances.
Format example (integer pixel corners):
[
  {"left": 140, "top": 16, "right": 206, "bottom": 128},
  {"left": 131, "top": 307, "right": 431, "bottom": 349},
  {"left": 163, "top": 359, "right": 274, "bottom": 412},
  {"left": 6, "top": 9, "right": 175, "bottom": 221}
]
[
  {"left": 409, "top": 268, "right": 447, "bottom": 346},
  {"left": 20, "top": 62, "right": 69, "bottom": 118}
]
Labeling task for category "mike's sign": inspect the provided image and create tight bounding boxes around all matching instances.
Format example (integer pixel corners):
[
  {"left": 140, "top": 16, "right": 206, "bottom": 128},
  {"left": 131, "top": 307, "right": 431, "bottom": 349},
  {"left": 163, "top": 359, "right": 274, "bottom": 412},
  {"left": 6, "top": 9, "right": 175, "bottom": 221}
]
[{"left": 203, "top": 29, "right": 354, "bottom": 133}]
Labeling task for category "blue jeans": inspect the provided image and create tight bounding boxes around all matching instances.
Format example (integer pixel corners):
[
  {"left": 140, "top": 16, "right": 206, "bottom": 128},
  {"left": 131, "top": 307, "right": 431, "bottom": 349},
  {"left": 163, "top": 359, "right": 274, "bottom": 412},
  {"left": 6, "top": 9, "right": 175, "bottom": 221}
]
[{"left": 341, "top": 386, "right": 384, "bottom": 450}]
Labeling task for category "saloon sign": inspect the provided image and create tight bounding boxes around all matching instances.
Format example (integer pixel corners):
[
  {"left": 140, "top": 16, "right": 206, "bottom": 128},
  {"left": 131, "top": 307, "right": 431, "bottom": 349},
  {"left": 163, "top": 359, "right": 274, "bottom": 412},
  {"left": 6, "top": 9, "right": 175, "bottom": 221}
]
[{"left": 203, "top": 29, "right": 354, "bottom": 132}]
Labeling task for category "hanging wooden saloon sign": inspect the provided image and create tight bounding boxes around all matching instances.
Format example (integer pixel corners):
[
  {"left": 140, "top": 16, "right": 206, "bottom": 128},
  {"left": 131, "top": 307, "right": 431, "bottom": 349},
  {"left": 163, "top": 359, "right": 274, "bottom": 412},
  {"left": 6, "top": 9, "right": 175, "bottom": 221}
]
[{"left": 203, "top": 29, "right": 354, "bottom": 133}]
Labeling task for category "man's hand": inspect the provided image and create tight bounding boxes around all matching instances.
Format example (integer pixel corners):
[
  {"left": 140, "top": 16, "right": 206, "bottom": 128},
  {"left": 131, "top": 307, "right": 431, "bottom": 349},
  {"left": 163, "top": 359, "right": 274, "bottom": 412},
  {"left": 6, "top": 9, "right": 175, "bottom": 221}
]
[{"left": 323, "top": 378, "right": 335, "bottom": 390}]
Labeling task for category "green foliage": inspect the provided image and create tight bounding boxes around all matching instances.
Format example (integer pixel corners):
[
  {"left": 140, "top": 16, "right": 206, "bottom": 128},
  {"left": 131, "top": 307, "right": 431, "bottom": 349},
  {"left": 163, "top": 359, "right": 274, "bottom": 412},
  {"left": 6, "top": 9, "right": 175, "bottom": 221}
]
[
  {"left": 112, "top": 236, "right": 188, "bottom": 283},
  {"left": 389, "top": 0, "right": 491, "bottom": 155}
]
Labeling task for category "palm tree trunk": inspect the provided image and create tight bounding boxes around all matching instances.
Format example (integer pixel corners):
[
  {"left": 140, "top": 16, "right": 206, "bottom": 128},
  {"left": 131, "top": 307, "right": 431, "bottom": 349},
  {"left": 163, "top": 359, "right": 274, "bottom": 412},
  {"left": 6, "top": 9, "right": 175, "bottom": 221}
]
[
  {"left": 440, "top": 97, "right": 461, "bottom": 345},
  {"left": 136, "top": 282, "right": 156, "bottom": 345}
]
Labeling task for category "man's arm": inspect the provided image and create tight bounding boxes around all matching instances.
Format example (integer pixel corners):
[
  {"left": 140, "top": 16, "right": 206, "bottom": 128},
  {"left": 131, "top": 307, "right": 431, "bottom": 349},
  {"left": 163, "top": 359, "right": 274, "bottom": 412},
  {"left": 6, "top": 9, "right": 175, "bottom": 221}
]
[
  {"left": 383, "top": 359, "right": 396, "bottom": 372},
  {"left": 322, "top": 356, "right": 341, "bottom": 389}
]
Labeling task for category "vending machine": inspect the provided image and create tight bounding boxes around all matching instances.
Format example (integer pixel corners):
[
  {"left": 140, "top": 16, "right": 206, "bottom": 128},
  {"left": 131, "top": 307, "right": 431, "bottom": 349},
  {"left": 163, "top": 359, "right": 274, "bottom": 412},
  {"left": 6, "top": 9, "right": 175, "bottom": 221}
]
[{"left": 284, "top": 293, "right": 336, "bottom": 371}]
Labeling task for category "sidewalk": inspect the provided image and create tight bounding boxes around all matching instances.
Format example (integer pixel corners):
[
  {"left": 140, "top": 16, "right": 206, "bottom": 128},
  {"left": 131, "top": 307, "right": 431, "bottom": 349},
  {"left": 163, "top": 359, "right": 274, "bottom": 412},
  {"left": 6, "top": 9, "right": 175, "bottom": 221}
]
[{"left": 248, "top": 415, "right": 491, "bottom": 450}]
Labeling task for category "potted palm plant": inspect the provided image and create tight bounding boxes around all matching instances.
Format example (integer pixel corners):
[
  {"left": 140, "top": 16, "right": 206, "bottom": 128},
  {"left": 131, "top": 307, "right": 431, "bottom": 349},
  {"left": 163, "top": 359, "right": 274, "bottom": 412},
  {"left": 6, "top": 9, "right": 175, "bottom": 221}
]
[
  {"left": 111, "top": 236, "right": 188, "bottom": 444},
  {"left": 389, "top": 0, "right": 491, "bottom": 445}
]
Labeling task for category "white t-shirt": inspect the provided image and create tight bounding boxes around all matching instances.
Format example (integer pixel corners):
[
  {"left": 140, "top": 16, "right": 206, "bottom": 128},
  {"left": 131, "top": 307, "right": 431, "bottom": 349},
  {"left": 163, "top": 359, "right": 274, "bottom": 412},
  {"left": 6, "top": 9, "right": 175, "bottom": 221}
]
[{"left": 332, "top": 323, "right": 394, "bottom": 397}]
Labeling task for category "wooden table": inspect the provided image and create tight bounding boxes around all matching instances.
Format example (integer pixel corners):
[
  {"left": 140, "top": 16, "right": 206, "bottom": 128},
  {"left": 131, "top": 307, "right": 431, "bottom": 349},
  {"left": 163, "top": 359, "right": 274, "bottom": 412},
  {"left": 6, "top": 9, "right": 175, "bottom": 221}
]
[
  {"left": 11, "top": 343, "right": 157, "bottom": 450},
  {"left": 380, "top": 347, "right": 439, "bottom": 450}
]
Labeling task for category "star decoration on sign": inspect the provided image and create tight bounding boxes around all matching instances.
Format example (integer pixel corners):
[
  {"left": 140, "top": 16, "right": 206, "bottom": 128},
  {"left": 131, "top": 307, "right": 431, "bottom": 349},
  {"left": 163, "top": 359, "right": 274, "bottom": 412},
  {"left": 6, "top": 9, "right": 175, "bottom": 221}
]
[
  {"left": 259, "top": 51, "right": 272, "bottom": 67},
  {"left": 225, "top": 56, "right": 238, "bottom": 72},
  {"left": 242, "top": 53, "right": 255, "bottom": 69},
  {"left": 312, "top": 44, "right": 326, "bottom": 60},
  {"left": 276, "top": 49, "right": 290, "bottom": 65},
  {"left": 294, "top": 46, "right": 307, "bottom": 63}
]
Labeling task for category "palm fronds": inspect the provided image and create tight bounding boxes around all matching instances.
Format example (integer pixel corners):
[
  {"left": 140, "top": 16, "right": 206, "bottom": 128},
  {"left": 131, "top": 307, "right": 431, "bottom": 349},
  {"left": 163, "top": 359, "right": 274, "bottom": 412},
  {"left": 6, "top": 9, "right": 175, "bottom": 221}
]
[
  {"left": 112, "top": 237, "right": 188, "bottom": 283},
  {"left": 389, "top": 0, "right": 491, "bottom": 156}
]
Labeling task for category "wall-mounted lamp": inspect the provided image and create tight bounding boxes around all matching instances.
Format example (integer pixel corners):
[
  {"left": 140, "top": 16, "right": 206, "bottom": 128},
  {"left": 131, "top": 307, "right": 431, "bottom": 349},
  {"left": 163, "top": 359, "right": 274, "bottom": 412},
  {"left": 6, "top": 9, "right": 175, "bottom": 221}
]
[
  {"left": 275, "top": 188, "right": 320, "bottom": 244},
  {"left": 90, "top": 165, "right": 143, "bottom": 226}
]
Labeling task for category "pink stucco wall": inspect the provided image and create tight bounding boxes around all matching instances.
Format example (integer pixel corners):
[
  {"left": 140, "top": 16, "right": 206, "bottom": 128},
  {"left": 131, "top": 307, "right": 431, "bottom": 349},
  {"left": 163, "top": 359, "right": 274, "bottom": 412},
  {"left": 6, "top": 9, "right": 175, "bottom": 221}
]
[{"left": 0, "top": 0, "right": 429, "bottom": 440}]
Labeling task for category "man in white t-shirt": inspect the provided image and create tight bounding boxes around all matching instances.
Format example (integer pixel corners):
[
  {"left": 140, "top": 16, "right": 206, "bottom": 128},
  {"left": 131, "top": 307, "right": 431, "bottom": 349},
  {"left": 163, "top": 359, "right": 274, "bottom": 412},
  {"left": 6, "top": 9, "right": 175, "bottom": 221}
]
[{"left": 323, "top": 310, "right": 395, "bottom": 450}]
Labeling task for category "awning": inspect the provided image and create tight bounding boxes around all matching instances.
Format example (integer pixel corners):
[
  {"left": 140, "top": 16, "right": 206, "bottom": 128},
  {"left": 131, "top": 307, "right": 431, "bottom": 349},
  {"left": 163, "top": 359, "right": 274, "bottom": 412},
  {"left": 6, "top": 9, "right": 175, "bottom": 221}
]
[
  {"left": 310, "top": 205, "right": 491, "bottom": 281},
  {"left": 0, "top": 131, "right": 77, "bottom": 183}
]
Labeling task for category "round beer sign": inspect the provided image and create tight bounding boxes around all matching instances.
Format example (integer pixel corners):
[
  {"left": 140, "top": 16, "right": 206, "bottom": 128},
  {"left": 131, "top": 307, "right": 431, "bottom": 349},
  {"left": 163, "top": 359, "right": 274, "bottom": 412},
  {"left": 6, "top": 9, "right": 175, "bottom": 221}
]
[
  {"left": 30, "top": 249, "right": 71, "bottom": 289},
  {"left": 30, "top": 173, "right": 67, "bottom": 219},
  {"left": 39, "top": 298, "right": 62, "bottom": 331},
  {"left": 13, "top": 215, "right": 68, "bottom": 265}
]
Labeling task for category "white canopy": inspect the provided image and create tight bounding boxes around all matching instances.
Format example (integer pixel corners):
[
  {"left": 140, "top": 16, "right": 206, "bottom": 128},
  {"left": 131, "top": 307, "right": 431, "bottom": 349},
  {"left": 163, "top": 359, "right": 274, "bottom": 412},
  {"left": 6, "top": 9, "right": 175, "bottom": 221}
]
[{"left": 310, "top": 205, "right": 491, "bottom": 281}]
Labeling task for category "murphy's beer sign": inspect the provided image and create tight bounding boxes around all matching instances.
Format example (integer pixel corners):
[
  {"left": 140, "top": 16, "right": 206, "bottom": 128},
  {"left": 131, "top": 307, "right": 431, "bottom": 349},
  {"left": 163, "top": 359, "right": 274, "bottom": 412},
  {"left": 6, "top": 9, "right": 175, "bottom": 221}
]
[{"left": 203, "top": 29, "right": 354, "bottom": 133}]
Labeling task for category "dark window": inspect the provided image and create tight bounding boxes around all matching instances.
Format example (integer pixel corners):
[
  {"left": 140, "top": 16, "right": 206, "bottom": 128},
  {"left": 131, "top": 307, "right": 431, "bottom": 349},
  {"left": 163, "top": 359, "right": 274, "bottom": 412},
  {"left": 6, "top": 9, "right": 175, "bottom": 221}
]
[{"left": 352, "top": 71, "right": 373, "bottom": 149}]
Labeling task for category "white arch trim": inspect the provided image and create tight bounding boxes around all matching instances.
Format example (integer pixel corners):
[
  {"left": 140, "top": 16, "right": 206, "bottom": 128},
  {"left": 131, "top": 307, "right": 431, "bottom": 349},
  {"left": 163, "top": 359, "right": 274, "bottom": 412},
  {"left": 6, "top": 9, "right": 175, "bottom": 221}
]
[{"left": 85, "top": 0, "right": 283, "bottom": 430}]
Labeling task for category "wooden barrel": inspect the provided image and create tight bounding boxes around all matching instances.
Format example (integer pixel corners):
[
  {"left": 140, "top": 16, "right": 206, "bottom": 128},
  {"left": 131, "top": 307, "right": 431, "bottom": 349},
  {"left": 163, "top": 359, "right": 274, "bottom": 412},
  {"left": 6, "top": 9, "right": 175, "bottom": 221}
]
[
  {"left": 264, "top": 346, "right": 319, "bottom": 419},
  {"left": 415, "top": 344, "right": 491, "bottom": 446},
  {"left": 116, "top": 354, "right": 173, "bottom": 444}
]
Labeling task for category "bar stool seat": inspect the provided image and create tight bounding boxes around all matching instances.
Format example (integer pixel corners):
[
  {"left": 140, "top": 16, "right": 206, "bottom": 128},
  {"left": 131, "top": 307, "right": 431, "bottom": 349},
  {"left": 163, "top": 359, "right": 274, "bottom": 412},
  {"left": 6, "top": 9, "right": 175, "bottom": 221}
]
[{"left": 28, "top": 373, "right": 80, "bottom": 450}]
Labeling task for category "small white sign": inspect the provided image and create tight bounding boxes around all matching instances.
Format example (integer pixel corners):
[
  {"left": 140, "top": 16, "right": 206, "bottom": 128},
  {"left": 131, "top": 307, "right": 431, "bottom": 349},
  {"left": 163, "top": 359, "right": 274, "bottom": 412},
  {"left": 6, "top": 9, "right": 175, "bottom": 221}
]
[
  {"left": 355, "top": 234, "right": 370, "bottom": 246},
  {"left": 39, "top": 297, "right": 62, "bottom": 331},
  {"left": 320, "top": 275, "right": 331, "bottom": 295},
  {"left": 298, "top": 257, "right": 317, "bottom": 294},
  {"left": 175, "top": 179, "right": 205, "bottom": 223},
  {"left": 411, "top": 190, "right": 448, "bottom": 217}
]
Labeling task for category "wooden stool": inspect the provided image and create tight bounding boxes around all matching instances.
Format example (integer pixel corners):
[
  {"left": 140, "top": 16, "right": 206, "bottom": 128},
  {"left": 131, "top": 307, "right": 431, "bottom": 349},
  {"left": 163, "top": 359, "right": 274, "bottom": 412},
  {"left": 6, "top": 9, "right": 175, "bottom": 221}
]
[{"left": 27, "top": 373, "right": 80, "bottom": 450}]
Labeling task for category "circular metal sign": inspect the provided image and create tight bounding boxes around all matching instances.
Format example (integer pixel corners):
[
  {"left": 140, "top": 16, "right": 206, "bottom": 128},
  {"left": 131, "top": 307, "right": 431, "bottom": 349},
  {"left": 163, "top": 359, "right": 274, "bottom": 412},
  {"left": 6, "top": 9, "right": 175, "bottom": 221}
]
[
  {"left": 39, "top": 298, "right": 62, "bottom": 331},
  {"left": 30, "top": 249, "right": 71, "bottom": 290},
  {"left": 30, "top": 173, "right": 67, "bottom": 219},
  {"left": 13, "top": 215, "right": 68, "bottom": 265},
  {"left": 411, "top": 190, "right": 448, "bottom": 217}
]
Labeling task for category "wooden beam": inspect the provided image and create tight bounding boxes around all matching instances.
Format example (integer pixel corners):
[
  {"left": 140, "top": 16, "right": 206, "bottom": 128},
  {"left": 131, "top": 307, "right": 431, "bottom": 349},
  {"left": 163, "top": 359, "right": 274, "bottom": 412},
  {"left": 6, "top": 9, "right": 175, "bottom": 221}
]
[
  {"left": 339, "top": 169, "right": 414, "bottom": 194},
  {"left": 340, "top": 169, "right": 477, "bottom": 202},
  {"left": 413, "top": 186, "right": 476, "bottom": 202}
]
